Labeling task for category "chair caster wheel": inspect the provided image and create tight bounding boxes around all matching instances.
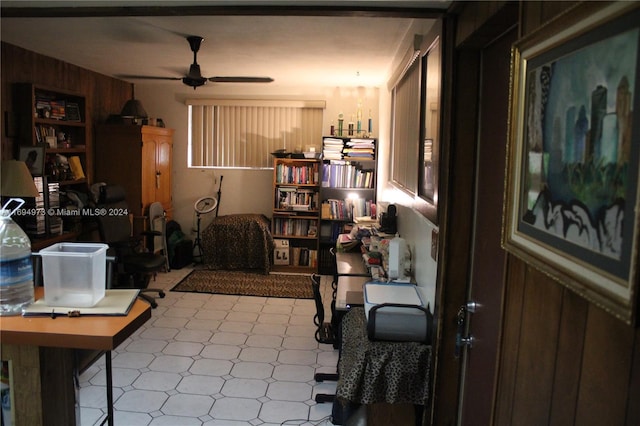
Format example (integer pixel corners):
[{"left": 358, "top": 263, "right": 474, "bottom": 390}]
[
  {"left": 159, "top": 291, "right": 165, "bottom": 298},
  {"left": 150, "top": 301, "right": 158, "bottom": 308}
]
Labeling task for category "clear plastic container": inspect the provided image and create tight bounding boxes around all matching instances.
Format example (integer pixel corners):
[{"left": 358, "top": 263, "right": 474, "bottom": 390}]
[
  {"left": 0, "top": 203, "right": 35, "bottom": 316},
  {"left": 39, "top": 242, "right": 108, "bottom": 307}
]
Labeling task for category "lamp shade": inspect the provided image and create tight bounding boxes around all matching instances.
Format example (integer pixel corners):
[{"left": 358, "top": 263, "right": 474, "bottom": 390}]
[
  {"left": 120, "top": 99, "right": 148, "bottom": 119},
  {"left": 1, "top": 160, "right": 39, "bottom": 198}
]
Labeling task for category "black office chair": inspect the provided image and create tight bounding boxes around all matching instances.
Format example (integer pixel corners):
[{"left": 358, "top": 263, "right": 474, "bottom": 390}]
[
  {"left": 95, "top": 184, "right": 165, "bottom": 308},
  {"left": 311, "top": 273, "right": 339, "bottom": 403}
]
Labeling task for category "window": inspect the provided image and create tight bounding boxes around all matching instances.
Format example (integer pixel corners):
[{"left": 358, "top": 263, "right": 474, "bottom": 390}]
[
  {"left": 390, "top": 43, "right": 422, "bottom": 194},
  {"left": 418, "top": 27, "right": 442, "bottom": 224},
  {"left": 188, "top": 99, "right": 325, "bottom": 169}
]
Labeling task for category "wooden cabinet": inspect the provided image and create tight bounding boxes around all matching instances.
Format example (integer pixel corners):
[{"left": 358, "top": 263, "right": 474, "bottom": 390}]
[
  {"left": 14, "top": 83, "right": 91, "bottom": 242},
  {"left": 95, "top": 125, "right": 174, "bottom": 218},
  {"left": 271, "top": 158, "right": 320, "bottom": 273}
]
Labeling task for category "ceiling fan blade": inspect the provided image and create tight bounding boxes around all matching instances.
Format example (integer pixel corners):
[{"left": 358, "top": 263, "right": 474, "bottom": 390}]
[
  {"left": 117, "top": 74, "right": 182, "bottom": 81},
  {"left": 209, "top": 76, "right": 274, "bottom": 83}
]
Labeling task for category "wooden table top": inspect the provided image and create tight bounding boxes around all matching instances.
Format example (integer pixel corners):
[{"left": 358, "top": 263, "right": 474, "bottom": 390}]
[
  {"left": 0, "top": 287, "right": 152, "bottom": 350},
  {"left": 335, "top": 251, "right": 369, "bottom": 276},
  {"left": 335, "top": 275, "right": 369, "bottom": 311}
]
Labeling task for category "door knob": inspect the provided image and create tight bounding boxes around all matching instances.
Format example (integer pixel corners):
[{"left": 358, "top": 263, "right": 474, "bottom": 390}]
[
  {"left": 454, "top": 302, "right": 479, "bottom": 357},
  {"left": 466, "top": 301, "right": 479, "bottom": 313},
  {"left": 460, "top": 335, "right": 475, "bottom": 348}
]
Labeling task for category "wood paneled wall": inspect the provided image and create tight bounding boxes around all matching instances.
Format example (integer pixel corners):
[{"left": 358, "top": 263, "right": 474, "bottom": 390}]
[
  {"left": 1, "top": 42, "right": 132, "bottom": 169},
  {"left": 495, "top": 2, "right": 639, "bottom": 424},
  {"left": 445, "top": 2, "right": 640, "bottom": 425}
]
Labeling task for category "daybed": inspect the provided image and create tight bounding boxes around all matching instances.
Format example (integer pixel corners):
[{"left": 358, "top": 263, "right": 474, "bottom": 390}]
[{"left": 201, "top": 213, "right": 274, "bottom": 274}]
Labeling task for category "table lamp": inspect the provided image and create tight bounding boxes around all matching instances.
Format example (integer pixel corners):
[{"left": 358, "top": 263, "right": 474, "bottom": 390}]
[
  {"left": 1, "top": 160, "right": 39, "bottom": 198},
  {"left": 1, "top": 159, "right": 39, "bottom": 214},
  {"left": 120, "top": 93, "right": 148, "bottom": 125}
]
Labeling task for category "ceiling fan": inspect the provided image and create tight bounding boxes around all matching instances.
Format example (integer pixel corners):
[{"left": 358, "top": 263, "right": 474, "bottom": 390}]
[{"left": 121, "top": 35, "right": 273, "bottom": 89}]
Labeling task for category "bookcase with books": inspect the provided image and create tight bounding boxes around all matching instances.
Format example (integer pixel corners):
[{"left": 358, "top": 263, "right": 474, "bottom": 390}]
[
  {"left": 271, "top": 158, "right": 321, "bottom": 273},
  {"left": 14, "top": 83, "right": 90, "bottom": 240},
  {"left": 318, "top": 136, "right": 377, "bottom": 274}
]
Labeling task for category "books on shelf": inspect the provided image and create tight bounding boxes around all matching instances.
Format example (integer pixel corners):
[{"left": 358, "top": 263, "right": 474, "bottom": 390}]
[
  {"left": 273, "top": 217, "right": 317, "bottom": 237},
  {"left": 290, "top": 247, "right": 318, "bottom": 267},
  {"left": 276, "top": 187, "right": 317, "bottom": 210},
  {"left": 322, "top": 160, "right": 374, "bottom": 188},
  {"left": 275, "top": 162, "right": 319, "bottom": 184},
  {"left": 322, "top": 198, "right": 375, "bottom": 221}
]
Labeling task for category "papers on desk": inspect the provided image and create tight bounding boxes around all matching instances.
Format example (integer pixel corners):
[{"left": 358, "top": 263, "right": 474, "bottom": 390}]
[
  {"left": 354, "top": 216, "right": 378, "bottom": 225},
  {"left": 23, "top": 289, "right": 140, "bottom": 317},
  {"left": 337, "top": 233, "right": 361, "bottom": 252}
]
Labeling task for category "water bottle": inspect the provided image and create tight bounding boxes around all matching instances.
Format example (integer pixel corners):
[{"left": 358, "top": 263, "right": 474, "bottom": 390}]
[{"left": 0, "top": 199, "right": 34, "bottom": 315}]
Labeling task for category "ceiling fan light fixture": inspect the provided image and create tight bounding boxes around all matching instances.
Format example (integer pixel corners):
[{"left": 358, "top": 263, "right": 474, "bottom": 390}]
[
  {"left": 183, "top": 76, "right": 208, "bottom": 89},
  {"left": 120, "top": 98, "right": 148, "bottom": 119}
]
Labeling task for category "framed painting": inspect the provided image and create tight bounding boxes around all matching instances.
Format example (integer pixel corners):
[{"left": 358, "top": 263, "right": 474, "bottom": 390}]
[
  {"left": 19, "top": 143, "right": 47, "bottom": 177},
  {"left": 503, "top": 2, "right": 640, "bottom": 324}
]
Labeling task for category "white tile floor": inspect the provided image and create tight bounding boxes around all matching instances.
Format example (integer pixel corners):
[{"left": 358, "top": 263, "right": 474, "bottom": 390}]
[{"left": 79, "top": 268, "right": 338, "bottom": 426}]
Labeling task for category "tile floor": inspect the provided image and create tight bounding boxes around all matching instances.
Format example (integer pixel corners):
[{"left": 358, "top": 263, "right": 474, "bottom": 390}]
[{"left": 79, "top": 268, "right": 339, "bottom": 426}]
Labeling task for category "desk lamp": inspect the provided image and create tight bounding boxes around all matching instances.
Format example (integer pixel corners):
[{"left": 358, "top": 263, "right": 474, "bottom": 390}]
[{"left": 1, "top": 159, "right": 39, "bottom": 208}]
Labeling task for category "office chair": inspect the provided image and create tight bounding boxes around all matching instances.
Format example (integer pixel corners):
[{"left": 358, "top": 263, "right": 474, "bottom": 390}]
[
  {"left": 311, "top": 273, "right": 339, "bottom": 403},
  {"left": 147, "top": 201, "right": 170, "bottom": 272},
  {"left": 95, "top": 184, "right": 166, "bottom": 308}
]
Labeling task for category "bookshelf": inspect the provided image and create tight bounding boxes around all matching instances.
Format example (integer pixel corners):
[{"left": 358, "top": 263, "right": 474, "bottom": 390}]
[
  {"left": 318, "top": 136, "right": 377, "bottom": 274},
  {"left": 271, "top": 158, "right": 320, "bottom": 273},
  {"left": 14, "top": 83, "right": 90, "bottom": 241}
]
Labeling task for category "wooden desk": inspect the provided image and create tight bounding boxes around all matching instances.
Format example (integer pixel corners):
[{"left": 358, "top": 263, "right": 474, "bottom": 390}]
[
  {"left": 335, "top": 251, "right": 369, "bottom": 277},
  {"left": 1, "top": 287, "right": 152, "bottom": 426},
  {"left": 335, "top": 275, "right": 368, "bottom": 311}
]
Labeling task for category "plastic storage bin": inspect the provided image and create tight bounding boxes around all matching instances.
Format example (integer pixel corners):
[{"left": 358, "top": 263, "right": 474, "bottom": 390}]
[{"left": 39, "top": 242, "right": 108, "bottom": 307}]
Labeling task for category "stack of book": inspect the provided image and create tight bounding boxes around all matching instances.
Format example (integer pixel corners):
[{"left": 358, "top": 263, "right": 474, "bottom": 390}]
[
  {"left": 343, "top": 138, "right": 375, "bottom": 159},
  {"left": 23, "top": 177, "right": 62, "bottom": 237},
  {"left": 322, "top": 137, "right": 344, "bottom": 160},
  {"left": 49, "top": 100, "right": 66, "bottom": 120}
]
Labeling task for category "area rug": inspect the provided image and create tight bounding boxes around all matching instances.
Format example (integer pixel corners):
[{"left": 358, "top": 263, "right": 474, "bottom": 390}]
[{"left": 171, "top": 269, "right": 313, "bottom": 299}]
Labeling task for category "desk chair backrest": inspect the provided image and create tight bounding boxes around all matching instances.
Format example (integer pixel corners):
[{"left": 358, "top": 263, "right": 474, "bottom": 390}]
[{"left": 96, "top": 185, "right": 132, "bottom": 245}]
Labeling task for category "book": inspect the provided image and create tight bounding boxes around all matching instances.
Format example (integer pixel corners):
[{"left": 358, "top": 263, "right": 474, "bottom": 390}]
[{"left": 69, "top": 156, "right": 85, "bottom": 179}]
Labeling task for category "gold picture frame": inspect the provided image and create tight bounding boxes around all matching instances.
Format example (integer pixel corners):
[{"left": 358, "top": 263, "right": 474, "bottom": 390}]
[{"left": 503, "top": 2, "right": 640, "bottom": 324}]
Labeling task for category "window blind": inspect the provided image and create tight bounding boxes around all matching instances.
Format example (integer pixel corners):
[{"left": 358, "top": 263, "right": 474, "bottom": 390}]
[
  {"left": 188, "top": 100, "right": 324, "bottom": 169},
  {"left": 390, "top": 50, "right": 421, "bottom": 194}
]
